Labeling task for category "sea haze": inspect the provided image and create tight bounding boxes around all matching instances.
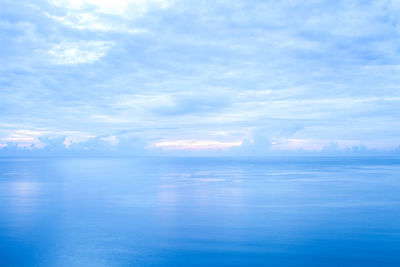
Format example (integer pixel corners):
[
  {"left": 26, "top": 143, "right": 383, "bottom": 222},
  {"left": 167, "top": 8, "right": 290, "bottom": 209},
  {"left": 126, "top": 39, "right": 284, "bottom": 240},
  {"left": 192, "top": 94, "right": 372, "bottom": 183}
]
[{"left": 0, "top": 157, "right": 399, "bottom": 266}]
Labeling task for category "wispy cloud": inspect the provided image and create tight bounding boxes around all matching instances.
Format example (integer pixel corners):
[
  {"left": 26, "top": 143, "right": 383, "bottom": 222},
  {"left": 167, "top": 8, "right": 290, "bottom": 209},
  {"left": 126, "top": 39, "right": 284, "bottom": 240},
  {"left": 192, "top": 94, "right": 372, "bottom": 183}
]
[
  {"left": 48, "top": 41, "right": 114, "bottom": 64},
  {"left": 0, "top": 130, "right": 46, "bottom": 149},
  {"left": 1, "top": 0, "right": 400, "bottom": 155},
  {"left": 152, "top": 140, "right": 242, "bottom": 150},
  {"left": 61, "top": 132, "right": 95, "bottom": 149},
  {"left": 41, "top": 0, "right": 171, "bottom": 32}
]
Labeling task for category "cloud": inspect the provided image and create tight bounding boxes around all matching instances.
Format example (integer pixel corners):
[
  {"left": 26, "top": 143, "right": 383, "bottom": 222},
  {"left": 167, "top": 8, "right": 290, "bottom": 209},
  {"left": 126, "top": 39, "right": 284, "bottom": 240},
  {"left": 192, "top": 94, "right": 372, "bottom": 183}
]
[
  {"left": 1, "top": 0, "right": 400, "bottom": 156},
  {"left": 151, "top": 139, "right": 242, "bottom": 150},
  {"left": 49, "top": 0, "right": 172, "bottom": 15},
  {"left": 42, "top": 0, "right": 172, "bottom": 32},
  {"left": 271, "top": 138, "right": 330, "bottom": 152},
  {"left": 150, "top": 94, "right": 230, "bottom": 116},
  {"left": 48, "top": 40, "right": 114, "bottom": 64},
  {"left": 0, "top": 130, "right": 46, "bottom": 149},
  {"left": 49, "top": 0, "right": 132, "bottom": 15},
  {"left": 62, "top": 132, "right": 95, "bottom": 149},
  {"left": 100, "top": 135, "right": 119, "bottom": 146}
]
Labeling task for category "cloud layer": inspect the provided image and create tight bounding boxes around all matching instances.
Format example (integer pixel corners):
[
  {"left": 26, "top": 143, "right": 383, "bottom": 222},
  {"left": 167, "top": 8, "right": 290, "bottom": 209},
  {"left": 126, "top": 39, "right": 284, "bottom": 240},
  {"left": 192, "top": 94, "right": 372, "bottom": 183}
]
[{"left": 1, "top": 0, "right": 400, "bottom": 155}]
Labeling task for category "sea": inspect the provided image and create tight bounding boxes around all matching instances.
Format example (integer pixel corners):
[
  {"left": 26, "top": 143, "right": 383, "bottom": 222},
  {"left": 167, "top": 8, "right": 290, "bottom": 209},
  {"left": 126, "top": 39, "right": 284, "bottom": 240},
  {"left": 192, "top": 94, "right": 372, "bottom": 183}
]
[{"left": 0, "top": 156, "right": 399, "bottom": 266}]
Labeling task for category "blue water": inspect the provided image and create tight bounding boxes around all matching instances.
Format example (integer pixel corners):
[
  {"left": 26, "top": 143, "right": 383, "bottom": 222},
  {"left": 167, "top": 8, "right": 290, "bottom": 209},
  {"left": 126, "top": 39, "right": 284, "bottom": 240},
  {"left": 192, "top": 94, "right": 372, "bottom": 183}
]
[{"left": 0, "top": 157, "right": 399, "bottom": 266}]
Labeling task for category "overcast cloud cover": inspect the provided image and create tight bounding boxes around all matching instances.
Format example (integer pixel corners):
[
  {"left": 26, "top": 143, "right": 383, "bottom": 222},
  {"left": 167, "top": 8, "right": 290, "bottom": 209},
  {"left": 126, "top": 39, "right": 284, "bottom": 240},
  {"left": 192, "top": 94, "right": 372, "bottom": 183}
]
[{"left": 1, "top": 0, "right": 400, "bottom": 156}]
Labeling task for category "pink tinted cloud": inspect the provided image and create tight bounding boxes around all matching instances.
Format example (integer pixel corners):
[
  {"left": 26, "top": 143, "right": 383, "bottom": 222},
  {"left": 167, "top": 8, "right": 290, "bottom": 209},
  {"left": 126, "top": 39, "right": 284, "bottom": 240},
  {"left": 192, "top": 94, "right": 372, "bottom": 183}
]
[{"left": 152, "top": 139, "right": 242, "bottom": 150}]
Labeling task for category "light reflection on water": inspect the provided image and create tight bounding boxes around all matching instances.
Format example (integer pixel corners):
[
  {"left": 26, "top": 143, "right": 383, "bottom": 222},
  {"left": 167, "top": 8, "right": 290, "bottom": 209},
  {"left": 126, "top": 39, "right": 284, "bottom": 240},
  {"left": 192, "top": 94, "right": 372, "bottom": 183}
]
[{"left": 0, "top": 157, "right": 399, "bottom": 266}]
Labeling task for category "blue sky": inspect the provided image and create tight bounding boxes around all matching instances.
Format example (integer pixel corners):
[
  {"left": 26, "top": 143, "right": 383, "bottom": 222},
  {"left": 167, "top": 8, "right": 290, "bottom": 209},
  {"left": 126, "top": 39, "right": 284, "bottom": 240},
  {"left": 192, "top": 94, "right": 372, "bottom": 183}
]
[{"left": 1, "top": 0, "right": 400, "bottom": 155}]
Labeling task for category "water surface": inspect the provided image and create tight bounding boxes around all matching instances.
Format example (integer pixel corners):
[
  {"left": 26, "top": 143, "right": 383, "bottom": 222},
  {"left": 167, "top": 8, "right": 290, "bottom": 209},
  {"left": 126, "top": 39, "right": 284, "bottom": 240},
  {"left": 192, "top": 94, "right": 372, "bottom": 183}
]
[{"left": 0, "top": 157, "right": 399, "bottom": 266}]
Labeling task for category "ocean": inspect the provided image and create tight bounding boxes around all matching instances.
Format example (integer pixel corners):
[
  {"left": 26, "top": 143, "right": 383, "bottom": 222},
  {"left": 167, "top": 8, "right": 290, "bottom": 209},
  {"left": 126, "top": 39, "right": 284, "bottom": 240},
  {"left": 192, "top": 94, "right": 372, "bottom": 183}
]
[{"left": 0, "top": 156, "right": 399, "bottom": 266}]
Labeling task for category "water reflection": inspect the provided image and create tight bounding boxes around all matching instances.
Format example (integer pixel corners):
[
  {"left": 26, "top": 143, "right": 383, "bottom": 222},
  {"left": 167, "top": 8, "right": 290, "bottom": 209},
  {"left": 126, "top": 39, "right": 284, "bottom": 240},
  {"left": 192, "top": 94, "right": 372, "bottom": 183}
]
[
  {"left": 0, "top": 157, "right": 399, "bottom": 266},
  {"left": 10, "top": 181, "right": 39, "bottom": 212}
]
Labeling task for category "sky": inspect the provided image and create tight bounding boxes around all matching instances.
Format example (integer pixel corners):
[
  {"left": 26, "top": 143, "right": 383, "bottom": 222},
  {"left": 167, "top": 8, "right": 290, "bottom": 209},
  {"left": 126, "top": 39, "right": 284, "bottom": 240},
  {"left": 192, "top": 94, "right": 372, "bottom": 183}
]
[{"left": 1, "top": 0, "right": 400, "bottom": 156}]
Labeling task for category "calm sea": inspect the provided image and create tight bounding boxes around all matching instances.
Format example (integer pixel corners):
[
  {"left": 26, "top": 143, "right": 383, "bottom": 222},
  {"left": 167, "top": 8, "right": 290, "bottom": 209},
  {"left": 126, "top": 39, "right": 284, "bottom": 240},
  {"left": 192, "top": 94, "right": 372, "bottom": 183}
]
[{"left": 0, "top": 157, "right": 399, "bottom": 266}]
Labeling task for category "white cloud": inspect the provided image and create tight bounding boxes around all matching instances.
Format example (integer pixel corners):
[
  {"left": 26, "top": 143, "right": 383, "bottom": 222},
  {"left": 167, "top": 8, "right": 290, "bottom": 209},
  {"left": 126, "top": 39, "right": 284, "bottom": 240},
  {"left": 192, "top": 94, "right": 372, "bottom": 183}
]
[
  {"left": 45, "top": 11, "right": 148, "bottom": 33},
  {"left": 45, "top": 0, "right": 172, "bottom": 32},
  {"left": 0, "top": 130, "right": 46, "bottom": 149},
  {"left": 270, "top": 138, "right": 400, "bottom": 152},
  {"left": 49, "top": 0, "right": 172, "bottom": 15},
  {"left": 2, "top": 1, "right": 400, "bottom": 155},
  {"left": 48, "top": 41, "right": 113, "bottom": 64},
  {"left": 62, "top": 132, "right": 95, "bottom": 148},
  {"left": 92, "top": 115, "right": 131, "bottom": 124},
  {"left": 50, "top": 0, "right": 131, "bottom": 15},
  {"left": 271, "top": 138, "right": 329, "bottom": 151},
  {"left": 100, "top": 135, "right": 119, "bottom": 146},
  {"left": 151, "top": 139, "right": 243, "bottom": 150}
]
